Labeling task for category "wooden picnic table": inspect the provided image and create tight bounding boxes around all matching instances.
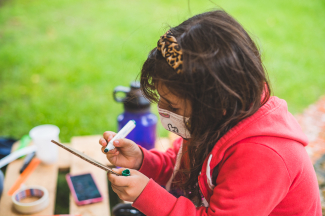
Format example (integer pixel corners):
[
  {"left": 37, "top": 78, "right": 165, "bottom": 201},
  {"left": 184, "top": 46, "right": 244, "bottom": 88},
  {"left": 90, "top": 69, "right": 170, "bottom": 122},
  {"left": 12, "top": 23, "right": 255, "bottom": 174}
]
[{"left": 0, "top": 135, "right": 174, "bottom": 216}]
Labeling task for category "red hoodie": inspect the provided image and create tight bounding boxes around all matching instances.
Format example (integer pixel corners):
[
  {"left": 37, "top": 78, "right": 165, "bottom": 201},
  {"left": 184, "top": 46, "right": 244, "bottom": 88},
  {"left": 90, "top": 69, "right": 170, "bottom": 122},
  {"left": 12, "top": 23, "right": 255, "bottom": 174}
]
[{"left": 133, "top": 96, "right": 321, "bottom": 215}]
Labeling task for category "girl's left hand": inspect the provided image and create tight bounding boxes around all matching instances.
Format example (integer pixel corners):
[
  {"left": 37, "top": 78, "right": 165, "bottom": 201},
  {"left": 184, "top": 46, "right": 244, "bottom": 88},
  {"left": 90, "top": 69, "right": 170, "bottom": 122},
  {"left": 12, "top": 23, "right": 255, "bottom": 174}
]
[{"left": 108, "top": 168, "right": 149, "bottom": 202}]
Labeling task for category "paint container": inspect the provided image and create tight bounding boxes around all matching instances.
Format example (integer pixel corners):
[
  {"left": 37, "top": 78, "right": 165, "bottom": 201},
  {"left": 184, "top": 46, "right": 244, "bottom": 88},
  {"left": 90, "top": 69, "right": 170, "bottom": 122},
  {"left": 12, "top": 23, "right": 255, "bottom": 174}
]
[{"left": 29, "top": 125, "right": 60, "bottom": 164}]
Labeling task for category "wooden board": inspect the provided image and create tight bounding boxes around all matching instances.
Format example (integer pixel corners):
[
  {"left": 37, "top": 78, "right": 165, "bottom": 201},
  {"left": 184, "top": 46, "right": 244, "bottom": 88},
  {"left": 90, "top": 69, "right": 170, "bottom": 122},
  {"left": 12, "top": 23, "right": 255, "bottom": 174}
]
[
  {"left": 69, "top": 135, "right": 110, "bottom": 216},
  {"left": 0, "top": 145, "right": 58, "bottom": 216},
  {"left": 57, "top": 143, "right": 72, "bottom": 171}
]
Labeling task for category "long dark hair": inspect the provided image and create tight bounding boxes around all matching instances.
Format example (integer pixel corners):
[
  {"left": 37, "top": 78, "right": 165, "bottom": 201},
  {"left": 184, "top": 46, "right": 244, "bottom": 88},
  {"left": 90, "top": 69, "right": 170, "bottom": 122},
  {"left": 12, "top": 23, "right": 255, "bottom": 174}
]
[{"left": 140, "top": 10, "right": 271, "bottom": 204}]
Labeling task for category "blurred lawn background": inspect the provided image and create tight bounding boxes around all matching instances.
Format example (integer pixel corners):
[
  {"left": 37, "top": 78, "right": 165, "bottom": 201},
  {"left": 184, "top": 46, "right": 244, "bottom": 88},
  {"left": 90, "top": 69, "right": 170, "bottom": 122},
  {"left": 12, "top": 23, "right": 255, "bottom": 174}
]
[{"left": 0, "top": 0, "right": 325, "bottom": 142}]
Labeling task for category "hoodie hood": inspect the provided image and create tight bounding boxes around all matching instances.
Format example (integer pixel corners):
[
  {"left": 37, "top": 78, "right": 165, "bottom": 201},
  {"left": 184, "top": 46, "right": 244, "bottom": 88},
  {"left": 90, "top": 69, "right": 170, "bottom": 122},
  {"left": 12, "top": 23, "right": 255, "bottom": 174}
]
[
  {"left": 199, "top": 96, "right": 309, "bottom": 202},
  {"left": 208, "top": 96, "right": 308, "bottom": 169}
]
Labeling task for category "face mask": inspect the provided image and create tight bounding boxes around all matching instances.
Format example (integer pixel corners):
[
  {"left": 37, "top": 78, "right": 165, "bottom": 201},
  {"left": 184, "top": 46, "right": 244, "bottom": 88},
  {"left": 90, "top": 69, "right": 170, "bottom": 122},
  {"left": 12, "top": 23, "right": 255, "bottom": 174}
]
[{"left": 157, "top": 106, "right": 191, "bottom": 139}]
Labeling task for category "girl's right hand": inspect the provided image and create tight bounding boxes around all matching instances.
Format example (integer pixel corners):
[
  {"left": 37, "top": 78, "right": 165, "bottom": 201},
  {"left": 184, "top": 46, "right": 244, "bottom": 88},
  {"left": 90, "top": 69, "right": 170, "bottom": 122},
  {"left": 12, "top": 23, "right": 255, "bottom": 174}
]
[{"left": 99, "top": 131, "right": 143, "bottom": 170}]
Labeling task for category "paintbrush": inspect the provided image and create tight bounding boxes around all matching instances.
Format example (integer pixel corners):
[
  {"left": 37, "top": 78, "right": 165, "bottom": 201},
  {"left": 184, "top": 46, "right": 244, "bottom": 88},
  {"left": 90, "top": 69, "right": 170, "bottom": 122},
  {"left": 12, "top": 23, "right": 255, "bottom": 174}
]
[{"left": 51, "top": 140, "right": 120, "bottom": 176}]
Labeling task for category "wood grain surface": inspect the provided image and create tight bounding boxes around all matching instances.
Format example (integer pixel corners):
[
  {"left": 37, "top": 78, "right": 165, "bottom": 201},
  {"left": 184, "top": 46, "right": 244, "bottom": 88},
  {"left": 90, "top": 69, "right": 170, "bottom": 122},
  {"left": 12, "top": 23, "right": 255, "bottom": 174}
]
[
  {"left": 0, "top": 142, "right": 58, "bottom": 216},
  {"left": 69, "top": 135, "right": 110, "bottom": 216}
]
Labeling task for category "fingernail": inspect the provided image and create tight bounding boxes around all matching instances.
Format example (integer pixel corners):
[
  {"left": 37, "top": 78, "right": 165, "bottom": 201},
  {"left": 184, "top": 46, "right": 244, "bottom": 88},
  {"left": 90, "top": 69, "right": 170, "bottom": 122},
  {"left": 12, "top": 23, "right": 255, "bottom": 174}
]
[
  {"left": 114, "top": 140, "right": 119, "bottom": 145},
  {"left": 109, "top": 135, "right": 113, "bottom": 140}
]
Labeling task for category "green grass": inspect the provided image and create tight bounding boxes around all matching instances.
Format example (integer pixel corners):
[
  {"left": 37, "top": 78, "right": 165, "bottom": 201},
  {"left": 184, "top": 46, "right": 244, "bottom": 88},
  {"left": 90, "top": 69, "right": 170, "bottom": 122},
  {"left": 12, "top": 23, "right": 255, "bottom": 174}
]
[{"left": 0, "top": 0, "right": 325, "bottom": 142}]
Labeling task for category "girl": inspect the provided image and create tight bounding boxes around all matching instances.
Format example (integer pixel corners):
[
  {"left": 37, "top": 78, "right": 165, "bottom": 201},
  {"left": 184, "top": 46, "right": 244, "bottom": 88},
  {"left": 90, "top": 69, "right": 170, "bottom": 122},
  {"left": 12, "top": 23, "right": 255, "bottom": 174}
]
[{"left": 99, "top": 10, "right": 321, "bottom": 215}]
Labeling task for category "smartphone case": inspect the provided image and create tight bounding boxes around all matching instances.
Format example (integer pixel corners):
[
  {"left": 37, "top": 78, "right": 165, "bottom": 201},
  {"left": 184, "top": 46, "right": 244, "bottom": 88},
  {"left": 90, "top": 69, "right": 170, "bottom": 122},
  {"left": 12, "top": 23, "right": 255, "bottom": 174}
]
[{"left": 66, "top": 173, "right": 103, "bottom": 205}]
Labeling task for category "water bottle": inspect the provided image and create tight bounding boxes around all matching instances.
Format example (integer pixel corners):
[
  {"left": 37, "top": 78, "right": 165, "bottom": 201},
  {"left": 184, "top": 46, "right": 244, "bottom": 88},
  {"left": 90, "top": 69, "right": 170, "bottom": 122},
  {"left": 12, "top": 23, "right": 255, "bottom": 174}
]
[{"left": 113, "top": 81, "right": 157, "bottom": 150}]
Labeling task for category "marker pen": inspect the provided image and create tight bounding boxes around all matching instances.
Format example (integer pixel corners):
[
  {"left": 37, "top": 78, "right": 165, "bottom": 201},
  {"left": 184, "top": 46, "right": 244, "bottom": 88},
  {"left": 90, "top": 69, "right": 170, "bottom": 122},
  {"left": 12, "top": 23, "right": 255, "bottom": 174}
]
[
  {"left": 104, "top": 120, "right": 136, "bottom": 153},
  {"left": 19, "top": 152, "right": 36, "bottom": 173}
]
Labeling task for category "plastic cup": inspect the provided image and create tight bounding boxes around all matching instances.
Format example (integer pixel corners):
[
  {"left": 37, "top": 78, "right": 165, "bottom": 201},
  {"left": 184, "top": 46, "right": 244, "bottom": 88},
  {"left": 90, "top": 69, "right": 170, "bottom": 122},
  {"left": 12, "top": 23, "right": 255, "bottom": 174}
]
[{"left": 29, "top": 125, "right": 60, "bottom": 164}]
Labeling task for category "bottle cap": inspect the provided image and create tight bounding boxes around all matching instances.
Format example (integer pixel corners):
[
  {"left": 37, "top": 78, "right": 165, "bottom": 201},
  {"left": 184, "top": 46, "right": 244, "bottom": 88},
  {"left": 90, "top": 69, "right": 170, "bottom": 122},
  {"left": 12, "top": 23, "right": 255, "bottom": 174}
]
[{"left": 113, "top": 81, "right": 151, "bottom": 112}]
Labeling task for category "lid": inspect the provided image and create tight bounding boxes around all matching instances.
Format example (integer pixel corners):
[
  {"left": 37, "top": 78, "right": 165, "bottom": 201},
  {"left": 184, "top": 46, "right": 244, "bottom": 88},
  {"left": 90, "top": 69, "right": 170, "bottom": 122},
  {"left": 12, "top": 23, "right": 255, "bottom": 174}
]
[{"left": 113, "top": 81, "right": 150, "bottom": 111}]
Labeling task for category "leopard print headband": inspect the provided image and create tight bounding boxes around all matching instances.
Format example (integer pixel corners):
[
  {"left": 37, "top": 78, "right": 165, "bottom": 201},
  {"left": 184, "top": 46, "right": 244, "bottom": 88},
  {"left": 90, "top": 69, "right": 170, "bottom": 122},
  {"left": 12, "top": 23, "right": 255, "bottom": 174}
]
[{"left": 157, "top": 30, "right": 183, "bottom": 74}]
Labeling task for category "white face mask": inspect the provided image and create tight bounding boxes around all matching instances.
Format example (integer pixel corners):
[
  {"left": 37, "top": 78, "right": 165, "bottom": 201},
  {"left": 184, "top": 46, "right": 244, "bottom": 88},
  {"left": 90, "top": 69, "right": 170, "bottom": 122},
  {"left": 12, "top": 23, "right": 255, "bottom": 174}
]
[{"left": 157, "top": 106, "right": 191, "bottom": 139}]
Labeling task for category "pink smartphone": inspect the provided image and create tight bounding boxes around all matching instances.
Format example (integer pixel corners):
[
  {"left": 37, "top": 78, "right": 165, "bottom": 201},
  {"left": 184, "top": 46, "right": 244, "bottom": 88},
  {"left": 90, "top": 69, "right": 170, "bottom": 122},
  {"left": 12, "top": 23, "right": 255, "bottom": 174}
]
[{"left": 66, "top": 173, "right": 103, "bottom": 205}]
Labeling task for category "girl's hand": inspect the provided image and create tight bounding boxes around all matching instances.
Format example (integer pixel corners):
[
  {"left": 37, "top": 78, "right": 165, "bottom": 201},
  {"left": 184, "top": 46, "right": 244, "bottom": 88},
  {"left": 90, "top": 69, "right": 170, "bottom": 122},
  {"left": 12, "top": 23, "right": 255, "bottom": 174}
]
[
  {"left": 108, "top": 168, "right": 149, "bottom": 202},
  {"left": 99, "top": 131, "right": 143, "bottom": 170}
]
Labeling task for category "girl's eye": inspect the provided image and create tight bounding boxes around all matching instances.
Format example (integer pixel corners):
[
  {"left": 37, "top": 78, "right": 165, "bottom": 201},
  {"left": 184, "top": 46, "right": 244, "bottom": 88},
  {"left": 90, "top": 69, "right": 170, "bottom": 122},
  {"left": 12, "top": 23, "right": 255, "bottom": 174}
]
[
  {"left": 158, "top": 101, "right": 169, "bottom": 109},
  {"left": 158, "top": 99, "right": 178, "bottom": 112},
  {"left": 169, "top": 105, "right": 178, "bottom": 112}
]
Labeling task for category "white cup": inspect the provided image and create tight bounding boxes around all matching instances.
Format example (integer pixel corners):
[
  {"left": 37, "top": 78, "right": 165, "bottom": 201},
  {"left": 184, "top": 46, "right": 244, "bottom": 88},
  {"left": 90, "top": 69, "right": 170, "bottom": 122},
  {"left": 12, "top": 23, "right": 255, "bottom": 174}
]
[{"left": 29, "top": 125, "right": 60, "bottom": 164}]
